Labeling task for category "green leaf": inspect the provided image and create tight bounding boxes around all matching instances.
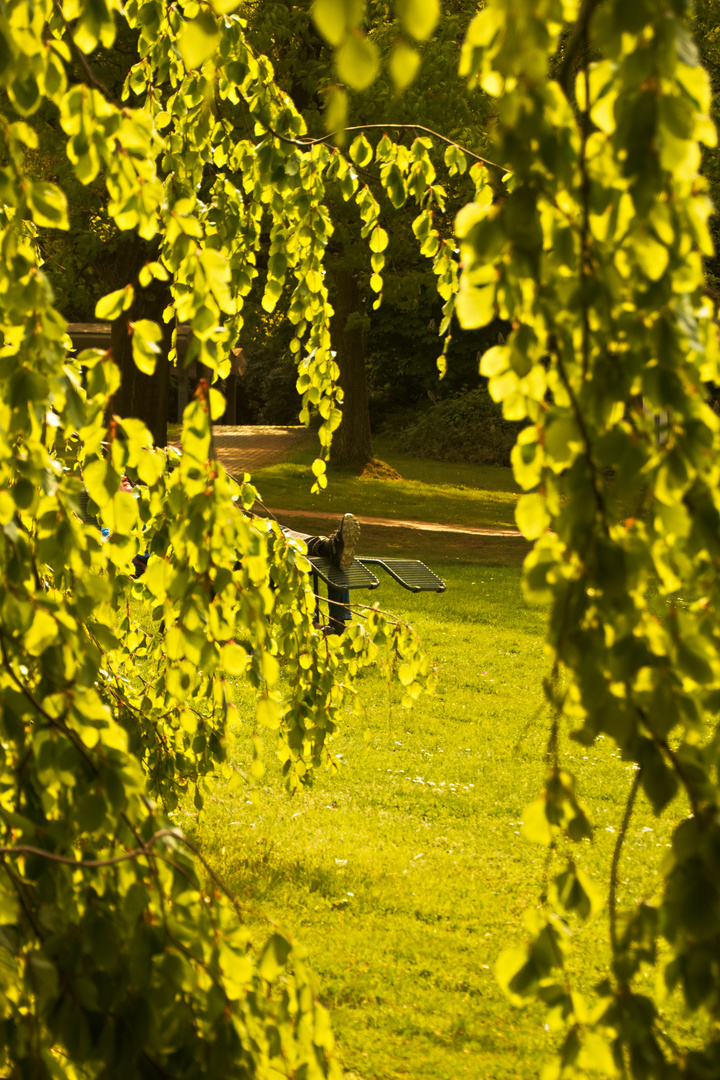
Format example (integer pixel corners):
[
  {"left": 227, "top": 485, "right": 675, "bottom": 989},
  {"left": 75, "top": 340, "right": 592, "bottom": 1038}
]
[
  {"left": 100, "top": 491, "right": 139, "bottom": 535},
  {"left": 515, "top": 493, "right": 550, "bottom": 540},
  {"left": 350, "top": 133, "right": 373, "bottom": 167},
  {"left": 635, "top": 233, "right": 669, "bottom": 281},
  {"left": 0, "top": 491, "right": 14, "bottom": 524},
  {"left": 25, "top": 609, "right": 59, "bottom": 656},
  {"left": 369, "top": 226, "right": 389, "bottom": 253},
  {"left": 222, "top": 643, "right": 248, "bottom": 675},
  {"left": 138, "top": 261, "right": 169, "bottom": 287},
  {"left": 95, "top": 286, "right": 134, "bottom": 321},
  {"left": 312, "top": 0, "right": 344, "bottom": 45},
  {"left": 399, "top": 0, "right": 439, "bottom": 40},
  {"left": 26, "top": 181, "right": 69, "bottom": 230},
  {"left": 258, "top": 933, "right": 292, "bottom": 982},
  {"left": 312, "top": 0, "right": 363, "bottom": 46},
  {"left": 257, "top": 695, "right": 281, "bottom": 729},
  {"left": 549, "top": 868, "right": 601, "bottom": 921},
  {"left": 137, "top": 447, "right": 164, "bottom": 486},
  {"left": 131, "top": 319, "right": 162, "bottom": 376},
  {"left": 336, "top": 34, "right": 379, "bottom": 91},
  {"left": 389, "top": 42, "right": 421, "bottom": 91},
  {"left": 178, "top": 13, "right": 221, "bottom": 70},
  {"left": 522, "top": 796, "right": 553, "bottom": 846},
  {"left": 83, "top": 459, "right": 119, "bottom": 508},
  {"left": 208, "top": 387, "right": 226, "bottom": 420},
  {"left": 495, "top": 946, "right": 534, "bottom": 1005},
  {"left": 10, "top": 73, "right": 40, "bottom": 116},
  {"left": 324, "top": 85, "right": 348, "bottom": 136},
  {"left": 456, "top": 282, "right": 496, "bottom": 328}
]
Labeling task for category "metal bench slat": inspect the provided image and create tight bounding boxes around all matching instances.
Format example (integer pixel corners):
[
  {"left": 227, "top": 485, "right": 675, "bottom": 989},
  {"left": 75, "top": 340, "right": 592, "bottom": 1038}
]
[
  {"left": 308, "top": 556, "right": 380, "bottom": 590},
  {"left": 358, "top": 558, "right": 446, "bottom": 593}
]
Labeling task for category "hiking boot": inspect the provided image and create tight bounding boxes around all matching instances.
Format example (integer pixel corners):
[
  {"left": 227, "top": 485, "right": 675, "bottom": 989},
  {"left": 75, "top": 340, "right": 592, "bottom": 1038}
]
[{"left": 328, "top": 513, "right": 360, "bottom": 571}]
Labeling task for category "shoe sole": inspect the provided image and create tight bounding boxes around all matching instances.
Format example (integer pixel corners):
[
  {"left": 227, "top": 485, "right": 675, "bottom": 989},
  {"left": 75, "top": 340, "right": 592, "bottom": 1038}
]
[{"left": 338, "top": 514, "right": 360, "bottom": 570}]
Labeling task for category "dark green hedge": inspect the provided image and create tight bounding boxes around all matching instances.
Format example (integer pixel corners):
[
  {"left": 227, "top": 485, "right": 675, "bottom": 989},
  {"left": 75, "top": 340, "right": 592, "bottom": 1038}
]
[{"left": 390, "top": 388, "right": 525, "bottom": 466}]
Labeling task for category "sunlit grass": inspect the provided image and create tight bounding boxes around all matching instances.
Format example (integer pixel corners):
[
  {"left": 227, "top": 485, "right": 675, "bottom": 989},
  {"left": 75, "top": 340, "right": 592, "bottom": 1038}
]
[
  {"left": 173, "top": 530, "right": 702, "bottom": 1080},
  {"left": 139, "top": 445, "right": 702, "bottom": 1078},
  {"left": 251, "top": 440, "right": 521, "bottom": 531}
]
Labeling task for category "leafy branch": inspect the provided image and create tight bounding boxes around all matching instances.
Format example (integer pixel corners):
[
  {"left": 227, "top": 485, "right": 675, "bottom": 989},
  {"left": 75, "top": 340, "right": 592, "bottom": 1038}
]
[{"left": 265, "top": 122, "right": 507, "bottom": 171}]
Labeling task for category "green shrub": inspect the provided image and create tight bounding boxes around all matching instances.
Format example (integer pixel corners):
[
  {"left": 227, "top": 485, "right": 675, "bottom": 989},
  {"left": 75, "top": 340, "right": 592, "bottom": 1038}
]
[{"left": 389, "top": 388, "right": 525, "bottom": 466}]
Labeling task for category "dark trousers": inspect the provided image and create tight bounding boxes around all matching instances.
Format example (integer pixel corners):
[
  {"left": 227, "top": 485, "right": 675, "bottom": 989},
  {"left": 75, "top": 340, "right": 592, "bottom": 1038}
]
[{"left": 281, "top": 526, "right": 351, "bottom": 624}]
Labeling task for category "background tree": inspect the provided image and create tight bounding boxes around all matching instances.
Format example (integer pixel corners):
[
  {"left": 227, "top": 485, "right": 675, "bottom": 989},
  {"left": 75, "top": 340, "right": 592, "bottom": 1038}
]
[
  {"left": 20, "top": 22, "right": 178, "bottom": 445},
  {"left": 244, "top": 0, "right": 494, "bottom": 469}
]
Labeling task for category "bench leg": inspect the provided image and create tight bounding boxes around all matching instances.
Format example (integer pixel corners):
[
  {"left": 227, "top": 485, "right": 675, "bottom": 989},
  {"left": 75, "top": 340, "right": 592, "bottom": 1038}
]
[
  {"left": 327, "top": 585, "right": 351, "bottom": 626},
  {"left": 312, "top": 570, "right": 322, "bottom": 626}
]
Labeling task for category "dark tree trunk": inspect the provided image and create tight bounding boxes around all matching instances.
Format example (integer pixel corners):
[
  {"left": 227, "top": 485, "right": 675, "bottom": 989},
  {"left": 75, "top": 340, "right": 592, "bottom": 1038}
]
[
  {"left": 225, "top": 373, "right": 238, "bottom": 424},
  {"left": 109, "top": 235, "right": 171, "bottom": 447},
  {"left": 177, "top": 362, "right": 189, "bottom": 422},
  {"left": 329, "top": 269, "right": 373, "bottom": 469}
]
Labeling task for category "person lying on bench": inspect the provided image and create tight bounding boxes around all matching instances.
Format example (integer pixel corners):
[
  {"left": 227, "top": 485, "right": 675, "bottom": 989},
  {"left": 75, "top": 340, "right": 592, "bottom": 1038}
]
[
  {"left": 279, "top": 512, "right": 360, "bottom": 569},
  {"left": 275, "top": 513, "right": 360, "bottom": 635}
]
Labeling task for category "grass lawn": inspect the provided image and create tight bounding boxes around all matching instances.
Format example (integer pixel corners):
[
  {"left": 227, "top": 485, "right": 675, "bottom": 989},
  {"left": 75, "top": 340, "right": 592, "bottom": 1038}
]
[
  {"left": 171, "top": 526, "right": 698, "bottom": 1080},
  {"left": 249, "top": 437, "right": 521, "bottom": 532}
]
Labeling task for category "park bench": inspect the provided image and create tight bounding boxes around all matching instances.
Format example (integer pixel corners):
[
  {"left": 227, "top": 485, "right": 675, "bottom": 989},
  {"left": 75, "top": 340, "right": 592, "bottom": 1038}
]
[
  {"left": 308, "top": 555, "right": 446, "bottom": 595},
  {"left": 308, "top": 554, "right": 446, "bottom": 628}
]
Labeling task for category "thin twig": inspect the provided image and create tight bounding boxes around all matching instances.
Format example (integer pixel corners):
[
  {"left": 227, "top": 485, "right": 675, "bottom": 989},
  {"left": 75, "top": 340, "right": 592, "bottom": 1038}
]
[
  {"left": 579, "top": 46, "right": 591, "bottom": 381},
  {"left": 0, "top": 829, "right": 181, "bottom": 868},
  {"left": 657, "top": 738, "right": 701, "bottom": 818},
  {"left": 609, "top": 767, "right": 642, "bottom": 972},
  {"left": 1, "top": 828, "right": 288, "bottom": 931},
  {"left": 556, "top": 0, "right": 601, "bottom": 97},
  {"left": 52, "top": 1, "right": 117, "bottom": 104},
  {"left": 555, "top": 349, "right": 609, "bottom": 532},
  {"left": 264, "top": 122, "right": 508, "bottom": 173}
]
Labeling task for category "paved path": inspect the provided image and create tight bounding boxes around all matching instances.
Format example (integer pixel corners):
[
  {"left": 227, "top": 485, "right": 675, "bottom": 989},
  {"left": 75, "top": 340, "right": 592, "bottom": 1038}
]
[
  {"left": 172, "top": 425, "right": 314, "bottom": 472},
  {"left": 180, "top": 425, "right": 523, "bottom": 539},
  {"left": 264, "top": 506, "right": 522, "bottom": 539}
]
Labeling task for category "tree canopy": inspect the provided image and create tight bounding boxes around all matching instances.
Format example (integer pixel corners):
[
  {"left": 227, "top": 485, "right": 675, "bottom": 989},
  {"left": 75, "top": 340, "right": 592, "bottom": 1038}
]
[{"left": 1, "top": 0, "right": 720, "bottom": 1078}]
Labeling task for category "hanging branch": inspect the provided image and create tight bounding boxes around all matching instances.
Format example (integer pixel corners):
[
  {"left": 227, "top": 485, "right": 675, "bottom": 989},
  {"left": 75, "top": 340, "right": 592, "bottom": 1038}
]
[
  {"left": 52, "top": 0, "right": 118, "bottom": 104},
  {"left": 609, "top": 768, "right": 643, "bottom": 978},
  {"left": 265, "top": 121, "right": 508, "bottom": 172},
  {"left": 556, "top": 0, "right": 601, "bottom": 97}
]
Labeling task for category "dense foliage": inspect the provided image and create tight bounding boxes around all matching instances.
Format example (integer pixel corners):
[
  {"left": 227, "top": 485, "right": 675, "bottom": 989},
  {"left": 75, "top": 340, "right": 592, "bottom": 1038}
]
[
  {"left": 448, "top": 1, "right": 720, "bottom": 1076},
  {"left": 0, "top": 0, "right": 442, "bottom": 1075},
  {"left": 387, "top": 386, "right": 523, "bottom": 465},
  {"left": 2, "top": 0, "right": 720, "bottom": 1077}
]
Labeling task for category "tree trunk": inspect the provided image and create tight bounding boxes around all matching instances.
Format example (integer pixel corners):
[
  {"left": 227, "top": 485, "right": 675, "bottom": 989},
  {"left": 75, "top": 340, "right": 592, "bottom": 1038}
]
[
  {"left": 225, "top": 373, "right": 238, "bottom": 424},
  {"left": 109, "top": 234, "right": 171, "bottom": 447},
  {"left": 177, "top": 363, "right": 189, "bottom": 422},
  {"left": 329, "top": 269, "right": 373, "bottom": 469}
]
